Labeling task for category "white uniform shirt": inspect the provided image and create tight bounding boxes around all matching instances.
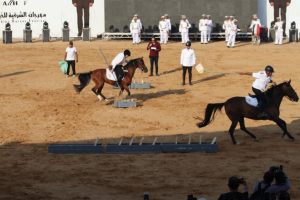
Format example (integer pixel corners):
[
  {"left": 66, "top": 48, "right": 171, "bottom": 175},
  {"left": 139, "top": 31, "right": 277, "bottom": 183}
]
[
  {"left": 223, "top": 20, "right": 231, "bottom": 31},
  {"left": 159, "top": 20, "right": 167, "bottom": 32},
  {"left": 207, "top": 19, "right": 213, "bottom": 30},
  {"left": 180, "top": 48, "right": 196, "bottom": 67},
  {"left": 65, "top": 47, "right": 77, "bottom": 61},
  {"left": 130, "top": 21, "right": 140, "bottom": 33},
  {"left": 274, "top": 21, "right": 283, "bottom": 31},
  {"left": 199, "top": 19, "right": 208, "bottom": 31},
  {"left": 179, "top": 20, "right": 191, "bottom": 33},
  {"left": 111, "top": 52, "right": 126, "bottom": 69},
  {"left": 250, "top": 19, "right": 261, "bottom": 35},
  {"left": 252, "top": 71, "right": 272, "bottom": 91},
  {"left": 165, "top": 18, "right": 171, "bottom": 31}
]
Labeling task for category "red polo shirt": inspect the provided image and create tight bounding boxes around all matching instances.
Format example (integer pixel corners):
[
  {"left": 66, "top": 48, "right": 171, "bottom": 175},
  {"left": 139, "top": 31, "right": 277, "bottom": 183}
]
[{"left": 147, "top": 41, "right": 161, "bottom": 57}]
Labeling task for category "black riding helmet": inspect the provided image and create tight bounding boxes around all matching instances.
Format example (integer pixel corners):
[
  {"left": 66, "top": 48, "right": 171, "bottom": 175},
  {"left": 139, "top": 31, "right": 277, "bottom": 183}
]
[
  {"left": 265, "top": 65, "right": 274, "bottom": 73},
  {"left": 124, "top": 49, "right": 131, "bottom": 56},
  {"left": 186, "top": 41, "right": 191, "bottom": 47}
]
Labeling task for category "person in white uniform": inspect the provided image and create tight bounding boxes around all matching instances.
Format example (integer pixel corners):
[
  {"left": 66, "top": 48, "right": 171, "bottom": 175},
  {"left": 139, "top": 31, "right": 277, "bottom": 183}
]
[
  {"left": 159, "top": 15, "right": 168, "bottom": 44},
  {"left": 249, "top": 14, "right": 261, "bottom": 45},
  {"left": 206, "top": 15, "right": 213, "bottom": 42},
  {"left": 165, "top": 14, "right": 172, "bottom": 42},
  {"left": 131, "top": 14, "right": 143, "bottom": 43},
  {"left": 274, "top": 17, "right": 284, "bottom": 45},
  {"left": 199, "top": 14, "right": 208, "bottom": 44},
  {"left": 110, "top": 49, "right": 131, "bottom": 85},
  {"left": 130, "top": 17, "right": 141, "bottom": 44},
  {"left": 239, "top": 65, "right": 274, "bottom": 117},
  {"left": 223, "top": 16, "right": 230, "bottom": 42},
  {"left": 227, "top": 19, "right": 238, "bottom": 48},
  {"left": 180, "top": 41, "right": 196, "bottom": 85},
  {"left": 179, "top": 15, "right": 191, "bottom": 44}
]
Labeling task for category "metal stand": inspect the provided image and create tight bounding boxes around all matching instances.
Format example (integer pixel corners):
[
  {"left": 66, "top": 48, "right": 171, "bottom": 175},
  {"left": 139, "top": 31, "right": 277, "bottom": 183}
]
[
  {"left": 62, "top": 28, "right": 70, "bottom": 42},
  {"left": 289, "top": 29, "right": 298, "bottom": 42},
  {"left": 2, "top": 30, "right": 12, "bottom": 43},
  {"left": 82, "top": 28, "right": 90, "bottom": 41},
  {"left": 23, "top": 29, "right": 32, "bottom": 43},
  {"left": 42, "top": 29, "right": 50, "bottom": 42}
]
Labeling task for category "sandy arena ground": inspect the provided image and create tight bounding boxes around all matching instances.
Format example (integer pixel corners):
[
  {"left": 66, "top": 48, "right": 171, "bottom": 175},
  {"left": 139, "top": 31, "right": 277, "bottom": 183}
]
[{"left": 0, "top": 39, "right": 300, "bottom": 200}]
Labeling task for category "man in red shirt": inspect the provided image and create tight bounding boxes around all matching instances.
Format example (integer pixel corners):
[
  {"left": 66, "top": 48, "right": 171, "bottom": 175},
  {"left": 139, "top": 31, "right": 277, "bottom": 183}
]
[
  {"left": 269, "top": 0, "right": 291, "bottom": 36},
  {"left": 147, "top": 37, "right": 161, "bottom": 76}
]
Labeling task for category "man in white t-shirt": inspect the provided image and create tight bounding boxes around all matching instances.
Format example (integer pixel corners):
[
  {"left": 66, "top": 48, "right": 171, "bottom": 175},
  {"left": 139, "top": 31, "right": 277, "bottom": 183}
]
[
  {"left": 240, "top": 66, "right": 274, "bottom": 117},
  {"left": 180, "top": 41, "right": 196, "bottom": 85},
  {"left": 64, "top": 41, "right": 78, "bottom": 77}
]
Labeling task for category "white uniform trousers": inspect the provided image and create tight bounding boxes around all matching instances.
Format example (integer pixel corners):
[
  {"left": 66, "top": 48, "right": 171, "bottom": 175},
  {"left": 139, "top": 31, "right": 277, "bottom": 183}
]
[
  {"left": 181, "top": 32, "right": 189, "bottom": 43},
  {"left": 132, "top": 32, "right": 140, "bottom": 44},
  {"left": 160, "top": 30, "right": 168, "bottom": 44},
  {"left": 225, "top": 29, "right": 230, "bottom": 42},
  {"left": 207, "top": 28, "right": 212, "bottom": 42},
  {"left": 201, "top": 30, "right": 208, "bottom": 44},
  {"left": 275, "top": 29, "right": 283, "bottom": 45},
  {"left": 227, "top": 32, "right": 236, "bottom": 47}
]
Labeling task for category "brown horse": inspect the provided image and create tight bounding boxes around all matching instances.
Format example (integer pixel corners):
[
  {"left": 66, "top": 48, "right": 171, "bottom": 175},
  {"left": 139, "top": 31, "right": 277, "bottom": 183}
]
[
  {"left": 73, "top": 57, "right": 148, "bottom": 101},
  {"left": 196, "top": 80, "right": 299, "bottom": 144}
]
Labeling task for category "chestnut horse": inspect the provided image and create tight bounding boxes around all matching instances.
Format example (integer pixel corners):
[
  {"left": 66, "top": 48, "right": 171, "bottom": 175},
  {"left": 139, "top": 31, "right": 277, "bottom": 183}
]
[
  {"left": 73, "top": 57, "right": 148, "bottom": 101},
  {"left": 197, "top": 81, "right": 299, "bottom": 144}
]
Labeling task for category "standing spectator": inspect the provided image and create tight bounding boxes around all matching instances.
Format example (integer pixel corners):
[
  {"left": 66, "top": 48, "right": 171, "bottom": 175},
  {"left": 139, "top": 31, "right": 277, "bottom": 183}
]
[
  {"left": 274, "top": 17, "right": 284, "bottom": 45},
  {"left": 180, "top": 41, "right": 196, "bottom": 85},
  {"left": 130, "top": 17, "right": 141, "bottom": 44},
  {"left": 147, "top": 37, "right": 161, "bottom": 76},
  {"left": 227, "top": 19, "right": 238, "bottom": 48},
  {"left": 159, "top": 16, "right": 168, "bottom": 44},
  {"left": 206, "top": 15, "right": 213, "bottom": 42},
  {"left": 199, "top": 14, "right": 208, "bottom": 44},
  {"left": 179, "top": 15, "right": 191, "bottom": 44},
  {"left": 223, "top": 16, "right": 231, "bottom": 42},
  {"left": 218, "top": 176, "right": 249, "bottom": 200},
  {"left": 249, "top": 14, "right": 261, "bottom": 45},
  {"left": 72, "top": 0, "right": 94, "bottom": 36},
  {"left": 64, "top": 41, "right": 78, "bottom": 77},
  {"left": 269, "top": 0, "right": 291, "bottom": 36},
  {"left": 165, "top": 14, "right": 172, "bottom": 42}
]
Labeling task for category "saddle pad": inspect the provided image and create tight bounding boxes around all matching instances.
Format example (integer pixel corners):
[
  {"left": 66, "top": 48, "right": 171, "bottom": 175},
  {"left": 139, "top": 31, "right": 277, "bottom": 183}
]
[
  {"left": 245, "top": 96, "right": 258, "bottom": 107},
  {"left": 106, "top": 69, "right": 117, "bottom": 81}
]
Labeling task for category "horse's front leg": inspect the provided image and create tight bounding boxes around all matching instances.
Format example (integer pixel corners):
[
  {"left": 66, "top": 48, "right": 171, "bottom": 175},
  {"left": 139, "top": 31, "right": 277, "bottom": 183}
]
[
  {"left": 272, "top": 117, "right": 294, "bottom": 140},
  {"left": 124, "top": 85, "right": 131, "bottom": 96}
]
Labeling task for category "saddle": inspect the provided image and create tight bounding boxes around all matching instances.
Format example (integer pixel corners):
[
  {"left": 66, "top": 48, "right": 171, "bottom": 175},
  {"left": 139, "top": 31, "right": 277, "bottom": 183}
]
[{"left": 248, "top": 93, "right": 256, "bottom": 98}]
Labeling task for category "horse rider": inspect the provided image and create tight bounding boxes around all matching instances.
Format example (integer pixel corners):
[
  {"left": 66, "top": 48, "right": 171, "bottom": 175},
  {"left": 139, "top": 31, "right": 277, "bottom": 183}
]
[
  {"left": 110, "top": 49, "right": 131, "bottom": 85},
  {"left": 239, "top": 66, "right": 275, "bottom": 117}
]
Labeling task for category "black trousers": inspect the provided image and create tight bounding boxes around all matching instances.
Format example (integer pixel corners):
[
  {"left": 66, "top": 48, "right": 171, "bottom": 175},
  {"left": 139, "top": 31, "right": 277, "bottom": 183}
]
[
  {"left": 114, "top": 65, "right": 124, "bottom": 82},
  {"left": 252, "top": 87, "right": 267, "bottom": 110},
  {"left": 149, "top": 56, "right": 159, "bottom": 75},
  {"left": 182, "top": 66, "right": 192, "bottom": 84},
  {"left": 273, "top": 2, "right": 287, "bottom": 34},
  {"left": 77, "top": 5, "right": 90, "bottom": 34},
  {"left": 67, "top": 60, "right": 76, "bottom": 75}
]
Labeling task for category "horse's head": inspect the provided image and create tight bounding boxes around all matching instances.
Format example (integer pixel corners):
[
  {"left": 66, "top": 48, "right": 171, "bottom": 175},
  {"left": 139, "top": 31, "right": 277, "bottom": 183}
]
[
  {"left": 281, "top": 80, "right": 299, "bottom": 102},
  {"left": 133, "top": 57, "right": 148, "bottom": 73}
]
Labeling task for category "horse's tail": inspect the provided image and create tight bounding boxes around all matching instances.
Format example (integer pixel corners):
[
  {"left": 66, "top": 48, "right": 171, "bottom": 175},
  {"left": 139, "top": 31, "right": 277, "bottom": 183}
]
[
  {"left": 197, "top": 103, "right": 225, "bottom": 128},
  {"left": 73, "top": 72, "right": 91, "bottom": 93}
]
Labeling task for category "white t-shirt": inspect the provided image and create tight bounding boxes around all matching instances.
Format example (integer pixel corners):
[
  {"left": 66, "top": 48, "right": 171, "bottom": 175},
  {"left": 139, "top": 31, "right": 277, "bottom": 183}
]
[
  {"left": 180, "top": 48, "right": 196, "bottom": 67},
  {"left": 65, "top": 47, "right": 77, "bottom": 61},
  {"left": 252, "top": 71, "right": 272, "bottom": 91},
  {"left": 111, "top": 52, "right": 126, "bottom": 69}
]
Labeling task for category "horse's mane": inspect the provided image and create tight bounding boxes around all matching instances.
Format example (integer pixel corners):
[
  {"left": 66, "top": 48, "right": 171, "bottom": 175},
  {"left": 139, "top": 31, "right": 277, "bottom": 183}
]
[
  {"left": 265, "top": 81, "right": 288, "bottom": 97},
  {"left": 124, "top": 58, "right": 142, "bottom": 69}
]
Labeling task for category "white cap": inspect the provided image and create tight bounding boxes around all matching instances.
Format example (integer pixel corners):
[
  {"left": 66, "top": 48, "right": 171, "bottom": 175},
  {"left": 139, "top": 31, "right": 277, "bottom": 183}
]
[
  {"left": 164, "top": 14, "right": 169, "bottom": 17},
  {"left": 181, "top": 15, "right": 186, "bottom": 19},
  {"left": 253, "top": 14, "right": 258, "bottom": 19},
  {"left": 134, "top": 14, "right": 138, "bottom": 17}
]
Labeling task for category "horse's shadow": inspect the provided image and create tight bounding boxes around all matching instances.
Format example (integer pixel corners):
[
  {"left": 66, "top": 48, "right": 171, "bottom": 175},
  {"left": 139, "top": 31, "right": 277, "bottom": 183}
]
[
  {"left": 192, "top": 73, "right": 225, "bottom": 85},
  {"left": 129, "top": 89, "right": 186, "bottom": 102},
  {"left": 160, "top": 67, "right": 182, "bottom": 76}
]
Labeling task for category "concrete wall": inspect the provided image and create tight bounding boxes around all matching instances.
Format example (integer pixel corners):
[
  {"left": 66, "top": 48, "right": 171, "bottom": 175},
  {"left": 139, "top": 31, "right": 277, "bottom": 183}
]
[{"left": 105, "top": 0, "right": 257, "bottom": 33}]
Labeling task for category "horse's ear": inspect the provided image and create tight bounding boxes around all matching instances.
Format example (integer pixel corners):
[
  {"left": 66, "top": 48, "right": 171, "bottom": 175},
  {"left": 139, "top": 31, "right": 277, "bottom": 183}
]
[{"left": 288, "top": 79, "right": 291, "bottom": 84}]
